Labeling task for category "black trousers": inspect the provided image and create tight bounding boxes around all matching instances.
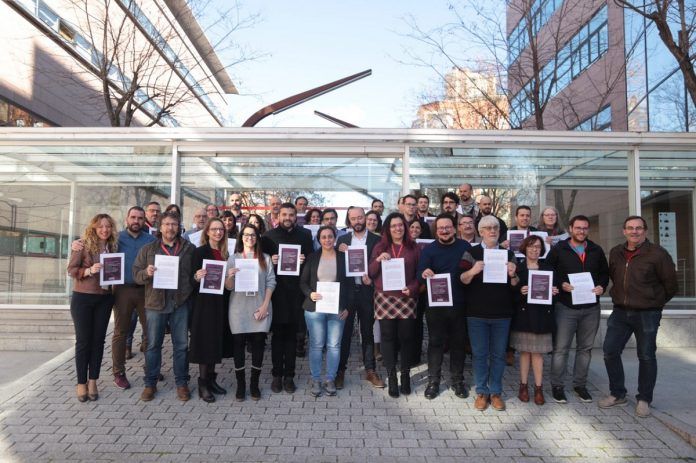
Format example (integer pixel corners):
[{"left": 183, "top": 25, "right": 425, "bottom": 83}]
[
  {"left": 233, "top": 332, "right": 266, "bottom": 369},
  {"left": 70, "top": 291, "right": 114, "bottom": 384},
  {"left": 271, "top": 322, "right": 297, "bottom": 378},
  {"left": 413, "top": 295, "right": 427, "bottom": 363},
  {"left": 379, "top": 318, "right": 416, "bottom": 373},
  {"left": 339, "top": 285, "right": 376, "bottom": 372},
  {"left": 426, "top": 307, "right": 467, "bottom": 383}
]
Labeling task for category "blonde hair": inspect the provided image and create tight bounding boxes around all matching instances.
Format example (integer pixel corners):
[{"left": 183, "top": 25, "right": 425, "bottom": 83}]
[
  {"left": 200, "top": 218, "right": 229, "bottom": 259},
  {"left": 82, "top": 213, "right": 118, "bottom": 255}
]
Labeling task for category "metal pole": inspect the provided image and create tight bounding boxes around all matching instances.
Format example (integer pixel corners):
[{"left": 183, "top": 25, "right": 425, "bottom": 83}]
[
  {"left": 628, "top": 147, "right": 641, "bottom": 216},
  {"left": 171, "top": 143, "right": 181, "bottom": 205},
  {"left": 402, "top": 145, "right": 410, "bottom": 196}
]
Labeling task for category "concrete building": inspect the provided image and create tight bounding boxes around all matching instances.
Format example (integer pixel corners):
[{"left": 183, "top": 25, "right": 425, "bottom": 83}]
[{"left": 0, "top": 0, "right": 236, "bottom": 128}]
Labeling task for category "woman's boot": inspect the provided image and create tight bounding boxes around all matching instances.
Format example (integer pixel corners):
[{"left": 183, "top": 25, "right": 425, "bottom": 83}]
[
  {"left": 534, "top": 385, "right": 545, "bottom": 405},
  {"left": 388, "top": 370, "right": 399, "bottom": 398},
  {"left": 198, "top": 377, "right": 215, "bottom": 403},
  {"left": 209, "top": 371, "right": 227, "bottom": 395},
  {"left": 518, "top": 383, "right": 529, "bottom": 402},
  {"left": 235, "top": 369, "right": 246, "bottom": 402},
  {"left": 400, "top": 370, "right": 411, "bottom": 395},
  {"left": 250, "top": 367, "right": 261, "bottom": 401}
]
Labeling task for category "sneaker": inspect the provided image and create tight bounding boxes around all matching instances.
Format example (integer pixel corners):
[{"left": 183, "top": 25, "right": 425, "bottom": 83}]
[
  {"left": 635, "top": 400, "right": 650, "bottom": 418},
  {"left": 324, "top": 380, "right": 337, "bottom": 396},
  {"left": 573, "top": 386, "right": 593, "bottom": 403},
  {"left": 283, "top": 377, "right": 296, "bottom": 394},
  {"left": 309, "top": 380, "right": 322, "bottom": 397},
  {"left": 490, "top": 394, "right": 506, "bottom": 411},
  {"left": 113, "top": 374, "right": 131, "bottom": 390},
  {"left": 424, "top": 382, "right": 439, "bottom": 400},
  {"left": 335, "top": 370, "right": 345, "bottom": 389},
  {"left": 598, "top": 394, "right": 628, "bottom": 409},
  {"left": 452, "top": 382, "right": 469, "bottom": 399},
  {"left": 271, "top": 376, "right": 282, "bottom": 393},
  {"left": 474, "top": 393, "right": 489, "bottom": 411},
  {"left": 552, "top": 386, "right": 567, "bottom": 403}
]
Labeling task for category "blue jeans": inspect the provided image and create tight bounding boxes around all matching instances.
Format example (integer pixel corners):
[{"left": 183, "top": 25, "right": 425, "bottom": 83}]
[
  {"left": 467, "top": 317, "right": 511, "bottom": 395},
  {"left": 550, "top": 302, "right": 600, "bottom": 388},
  {"left": 603, "top": 309, "right": 661, "bottom": 403},
  {"left": 304, "top": 311, "right": 345, "bottom": 381},
  {"left": 144, "top": 300, "right": 191, "bottom": 387}
]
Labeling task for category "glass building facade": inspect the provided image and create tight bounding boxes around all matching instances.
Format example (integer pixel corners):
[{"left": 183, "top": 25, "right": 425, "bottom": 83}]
[{"left": 1, "top": 128, "right": 694, "bottom": 307}]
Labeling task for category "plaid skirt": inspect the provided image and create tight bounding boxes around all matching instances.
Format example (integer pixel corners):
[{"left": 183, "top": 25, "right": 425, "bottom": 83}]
[
  {"left": 510, "top": 330, "right": 553, "bottom": 354},
  {"left": 374, "top": 292, "right": 417, "bottom": 320}
]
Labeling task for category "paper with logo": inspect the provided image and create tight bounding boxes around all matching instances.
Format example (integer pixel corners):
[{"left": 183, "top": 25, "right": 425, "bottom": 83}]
[
  {"left": 381, "top": 258, "right": 406, "bottom": 291},
  {"left": 427, "top": 273, "right": 453, "bottom": 307},
  {"left": 277, "top": 244, "right": 301, "bottom": 276},
  {"left": 483, "top": 248, "right": 508, "bottom": 283},
  {"left": 345, "top": 246, "right": 368, "bottom": 276},
  {"left": 200, "top": 259, "right": 227, "bottom": 295},
  {"left": 153, "top": 255, "right": 179, "bottom": 289},
  {"left": 568, "top": 272, "right": 596, "bottom": 305},
  {"left": 100, "top": 253, "right": 124, "bottom": 286},
  {"left": 234, "top": 258, "right": 259, "bottom": 293},
  {"left": 507, "top": 230, "right": 527, "bottom": 258},
  {"left": 315, "top": 281, "right": 340, "bottom": 314},
  {"left": 527, "top": 270, "right": 553, "bottom": 305}
]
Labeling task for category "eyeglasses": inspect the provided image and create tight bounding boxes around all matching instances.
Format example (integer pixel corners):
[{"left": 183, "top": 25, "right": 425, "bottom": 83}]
[
  {"left": 480, "top": 226, "right": 499, "bottom": 231},
  {"left": 527, "top": 245, "right": 543, "bottom": 250},
  {"left": 242, "top": 233, "right": 256, "bottom": 238},
  {"left": 436, "top": 226, "right": 453, "bottom": 231},
  {"left": 209, "top": 228, "right": 225, "bottom": 233}
]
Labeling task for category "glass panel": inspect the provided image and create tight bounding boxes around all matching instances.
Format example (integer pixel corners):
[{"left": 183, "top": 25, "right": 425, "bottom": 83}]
[{"left": 649, "top": 71, "right": 687, "bottom": 131}]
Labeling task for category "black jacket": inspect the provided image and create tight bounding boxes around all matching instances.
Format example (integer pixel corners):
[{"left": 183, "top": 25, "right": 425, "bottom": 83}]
[
  {"left": 336, "top": 231, "right": 379, "bottom": 292},
  {"left": 300, "top": 251, "right": 349, "bottom": 312},
  {"left": 545, "top": 238, "right": 609, "bottom": 309},
  {"left": 512, "top": 260, "right": 555, "bottom": 334}
]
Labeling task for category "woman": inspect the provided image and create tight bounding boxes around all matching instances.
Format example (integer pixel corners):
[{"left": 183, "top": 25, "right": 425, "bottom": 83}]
[
  {"left": 369, "top": 213, "right": 420, "bottom": 398},
  {"left": 300, "top": 226, "right": 349, "bottom": 397},
  {"left": 247, "top": 213, "right": 267, "bottom": 235},
  {"left": 365, "top": 210, "right": 382, "bottom": 234},
  {"left": 191, "top": 218, "right": 231, "bottom": 402},
  {"left": 305, "top": 208, "right": 322, "bottom": 226},
  {"left": 67, "top": 213, "right": 118, "bottom": 402},
  {"left": 408, "top": 220, "right": 422, "bottom": 241},
  {"left": 537, "top": 206, "right": 565, "bottom": 246},
  {"left": 226, "top": 224, "right": 276, "bottom": 401},
  {"left": 511, "top": 235, "right": 558, "bottom": 405},
  {"left": 221, "top": 210, "right": 238, "bottom": 239},
  {"left": 460, "top": 215, "right": 519, "bottom": 411}
]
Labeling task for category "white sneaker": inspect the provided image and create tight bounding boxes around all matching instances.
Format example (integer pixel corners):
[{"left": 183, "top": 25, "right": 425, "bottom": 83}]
[
  {"left": 598, "top": 394, "right": 628, "bottom": 408},
  {"left": 635, "top": 400, "right": 650, "bottom": 418}
]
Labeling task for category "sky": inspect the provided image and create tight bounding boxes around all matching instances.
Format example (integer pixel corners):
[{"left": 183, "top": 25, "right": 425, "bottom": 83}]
[{"left": 211, "top": 0, "right": 467, "bottom": 128}]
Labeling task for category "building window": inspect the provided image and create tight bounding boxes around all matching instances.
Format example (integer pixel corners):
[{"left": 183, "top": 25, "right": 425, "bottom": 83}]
[
  {"left": 0, "top": 96, "right": 52, "bottom": 127},
  {"left": 573, "top": 106, "right": 612, "bottom": 131},
  {"left": 508, "top": 0, "right": 562, "bottom": 66}
]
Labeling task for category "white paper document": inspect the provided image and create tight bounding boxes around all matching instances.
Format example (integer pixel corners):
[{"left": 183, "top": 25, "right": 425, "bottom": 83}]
[
  {"left": 427, "top": 273, "right": 453, "bottom": 307},
  {"left": 277, "top": 244, "right": 301, "bottom": 276},
  {"left": 315, "top": 281, "right": 341, "bottom": 314},
  {"left": 199, "top": 259, "right": 227, "bottom": 295},
  {"left": 99, "top": 252, "right": 124, "bottom": 286},
  {"left": 227, "top": 238, "right": 237, "bottom": 253},
  {"left": 568, "top": 272, "right": 596, "bottom": 305},
  {"left": 527, "top": 270, "right": 553, "bottom": 305},
  {"left": 303, "top": 224, "right": 320, "bottom": 239},
  {"left": 234, "top": 258, "right": 259, "bottom": 293},
  {"left": 187, "top": 230, "right": 203, "bottom": 247},
  {"left": 345, "top": 246, "right": 368, "bottom": 277},
  {"left": 381, "top": 258, "right": 406, "bottom": 291},
  {"left": 483, "top": 249, "right": 508, "bottom": 283},
  {"left": 153, "top": 255, "right": 179, "bottom": 289}
]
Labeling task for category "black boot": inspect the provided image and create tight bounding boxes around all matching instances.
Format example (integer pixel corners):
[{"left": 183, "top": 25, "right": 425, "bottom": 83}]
[
  {"left": 198, "top": 377, "right": 215, "bottom": 403},
  {"left": 235, "top": 370, "right": 246, "bottom": 402},
  {"left": 250, "top": 367, "right": 261, "bottom": 401},
  {"left": 388, "top": 370, "right": 399, "bottom": 398},
  {"left": 209, "top": 372, "right": 227, "bottom": 395},
  {"left": 400, "top": 370, "right": 411, "bottom": 395}
]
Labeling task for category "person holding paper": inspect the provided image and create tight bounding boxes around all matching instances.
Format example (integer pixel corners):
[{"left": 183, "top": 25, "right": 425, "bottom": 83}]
[
  {"left": 133, "top": 211, "right": 195, "bottom": 402},
  {"left": 511, "top": 235, "right": 559, "bottom": 405},
  {"left": 417, "top": 214, "right": 472, "bottom": 401},
  {"left": 369, "top": 213, "right": 420, "bottom": 399},
  {"left": 261, "top": 202, "right": 313, "bottom": 395},
  {"left": 67, "top": 213, "right": 118, "bottom": 402},
  {"left": 599, "top": 216, "right": 677, "bottom": 417},
  {"left": 183, "top": 207, "right": 207, "bottom": 243},
  {"left": 545, "top": 215, "right": 609, "bottom": 405},
  {"left": 335, "top": 207, "right": 384, "bottom": 389},
  {"left": 190, "top": 218, "right": 232, "bottom": 403},
  {"left": 227, "top": 224, "right": 276, "bottom": 401},
  {"left": 536, "top": 206, "right": 566, "bottom": 246},
  {"left": 501, "top": 205, "right": 538, "bottom": 250},
  {"left": 460, "top": 215, "right": 519, "bottom": 411},
  {"left": 300, "top": 226, "right": 349, "bottom": 397}
]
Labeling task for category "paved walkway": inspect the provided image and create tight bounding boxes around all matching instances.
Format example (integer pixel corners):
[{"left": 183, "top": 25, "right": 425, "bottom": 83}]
[{"left": 0, "top": 330, "right": 694, "bottom": 462}]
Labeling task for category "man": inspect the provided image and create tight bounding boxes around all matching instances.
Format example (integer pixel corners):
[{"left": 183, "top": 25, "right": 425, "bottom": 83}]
[
  {"left": 371, "top": 199, "right": 384, "bottom": 216},
  {"left": 336, "top": 206, "right": 384, "bottom": 389},
  {"left": 457, "top": 183, "right": 478, "bottom": 217},
  {"left": 417, "top": 214, "right": 471, "bottom": 400},
  {"left": 265, "top": 195, "right": 282, "bottom": 230},
  {"left": 457, "top": 215, "right": 479, "bottom": 244},
  {"left": 294, "top": 196, "right": 308, "bottom": 215},
  {"left": 417, "top": 195, "right": 434, "bottom": 219},
  {"left": 545, "top": 215, "right": 609, "bottom": 404},
  {"left": 134, "top": 211, "right": 195, "bottom": 402},
  {"left": 205, "top": 203, "right": 219, "bottom": 219},
  {"left": 501, "top": 205, "right": 537, "bottom": 251},
  {"left": 474, "top": 196, "right": 508, "bottom": 244},
  {"left": 314, "top": 208, "right": 347, "bottom": 250},
  {"left": 183, "top": 207, "right": 206, "bottom": 241},
  {"left": 599, "top": 216, "right": 677, "bottom": 417},
  {"left": 144, "top": 201, "right": 161, "bottom": 233},
  {"left": 228, "top": 192, "right": 247, "bottom": 226},
  {"left": 262, "top": 203, "right": 313, "bottom": 394},
  {"left": 402, "top": 194, "right": 432, "bottom": 239}
]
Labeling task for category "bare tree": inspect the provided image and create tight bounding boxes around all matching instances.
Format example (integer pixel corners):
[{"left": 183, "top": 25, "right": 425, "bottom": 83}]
[{"left": 615, "top": 0, "right": 696, "bottom": 107}]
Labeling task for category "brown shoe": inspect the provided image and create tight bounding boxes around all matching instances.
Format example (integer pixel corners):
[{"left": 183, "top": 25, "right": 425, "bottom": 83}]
[
  {"left": 490, "top": 394, "right": 506, "bottom": 411},
  {"left": 506, "top": 350, "right": 515, "bottom": 366},
  {"left": 176, "top": 385, "right": 191, "bottom": 402},
  {"left": 365, "top": 370, "right": 385, "bottom": 388},
  {"left": 474, "top": 393, "right": 489, "bottom": 411},
  {"left": 534, "top": 385, "right": 545, "bottom": 405},
  {"left": 518, "top": 383, "right": 529, "bottom": 402},
  {"left": 125, "top": 347, "right": 134, "bottom": 360},
  {"left": 140, "top": 386, "right": 157, "bottom": 402},
  {"left": 76, "top": 384, "right": 88, "bottom": 403},
  {"left": 335, "top": 370, "right": 345, "bottom": 390}
]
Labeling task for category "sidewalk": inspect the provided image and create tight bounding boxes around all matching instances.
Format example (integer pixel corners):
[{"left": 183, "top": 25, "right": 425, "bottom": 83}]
[{"left": 0, "top": 334, "right": 694, "bottom": 462}]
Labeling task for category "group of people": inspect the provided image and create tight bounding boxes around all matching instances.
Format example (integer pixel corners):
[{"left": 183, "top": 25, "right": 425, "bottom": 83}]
[{"left": 67, "top": 184, "right": 677, "bottom": 418}]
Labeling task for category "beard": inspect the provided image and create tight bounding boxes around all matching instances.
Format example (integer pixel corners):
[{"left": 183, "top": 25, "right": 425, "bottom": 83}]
[
  {"left": 352, "top": 222, "right": 365, "bottom": 233},
  {"left": 128, "top": 223, "right": 141, "bottom": 233},
  {"left": 438, "top": 235, "right": 455, "bottom": 244}
]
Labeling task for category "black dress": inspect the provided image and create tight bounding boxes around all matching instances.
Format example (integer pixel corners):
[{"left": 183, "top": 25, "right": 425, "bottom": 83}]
[
  {"left": 510, "top": 260, "right": 554, "bottom": 353},
  {"left": 189, "top": 244, "right": 228, "bottom": 364}
]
